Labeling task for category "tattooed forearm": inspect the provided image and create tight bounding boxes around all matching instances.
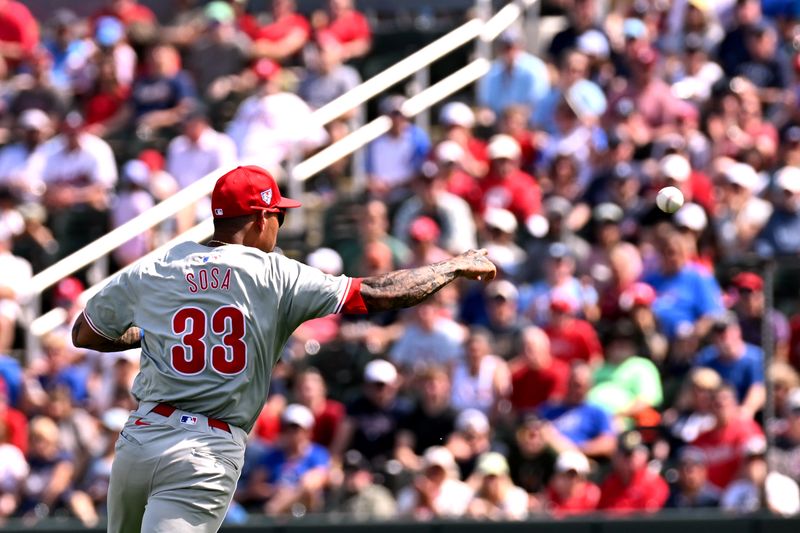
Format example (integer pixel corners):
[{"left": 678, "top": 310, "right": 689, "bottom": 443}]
[
  {"left": 360, "top": 261, "right": 459, "bottom": 312},
  {"left": 72, "top": 312, "right": 142, "bottom": 352},
  {"left": 359, "top": 250, "right": 497, "bottom": 312}
]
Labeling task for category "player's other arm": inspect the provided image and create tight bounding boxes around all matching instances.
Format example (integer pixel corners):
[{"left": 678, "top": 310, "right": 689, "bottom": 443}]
[
  {"left": 71, "top": 312, "right": 142, "bottom": 353},
  {"left": 359, "top": 249, "right": 496, "bottom": 312}
]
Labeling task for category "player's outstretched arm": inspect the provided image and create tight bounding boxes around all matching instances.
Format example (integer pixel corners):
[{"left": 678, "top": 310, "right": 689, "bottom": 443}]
[
  {"left": 360, "top": 249, "right": 496, "bottom": 312},
  {"left": 71, "top": 312, "right": 142, "bottom": 353}
]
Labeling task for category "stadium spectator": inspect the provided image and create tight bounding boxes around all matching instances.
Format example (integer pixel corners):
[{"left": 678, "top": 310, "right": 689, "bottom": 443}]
[
  {"left": 665, "top": 446, "right": 721, "bottom": 509},
  {"left": 645, "top": 230, "right": 723, "bottom": 339},
  {"left": 0, "top": 225, "right": 31, "bottom": 352},
  {"left": 480, "top": 134, "right": 541, "bottom": 224},
  {"left": 713, "top": 163, "right": 773, "bottom": 258},
  {"left": 510, "top": 326, "right": 569, "bottom": 413},
  {"left": 81, "top": 408, "right": 127, "bottom": 517},
  {"left": 298, "top": 41, "right": 361, "bottom": 111},
  {"left": 754, "top": 166, "right": 800, "bottom": 256},
  {"left": 466, "top": 452, "right": 528, "bottom": 520},
  {"left": 0, "top": 378, "right": 25, "bottom": 454},
  {"left": 396, "top": 446, "right": 472, "bottom": 519},
  {"left": 597, "top": 431, "right": 669, "bottom": 513},
  {"left": 482, "top": 280, "right": 527, "bottom": 360},
  {"left": 245, "top": 404, "right": 331, "bottom": 515},
  {"left": 23, "top": 332, "right": 90, "bottom": 410},
  {"left": 252, "top": 0, "right": 310, "bottom": 62},
  {"left": 548, "top": 0, "right": 605, "bottom": 60},
  {"left": 366, "top": 95, "right": 430, "bottom": 202},
  {"left": 332, "top": 360, "right": 407, "bottom": 465},
  {"left": 693, "top": 312, "right": 765, "bottom": 418},
  {"left": 41, "top": 112, "right": 117, "bottom": 258},
  {"left": 44, "top": 386, "right": 101, "bottom": 483},
  {"left": 312, "top": 0, "right": 371, "bottom": 61},
  {"left": 0, "top": 109, "right": 50, "bottom": 198},
  {"left": 9, "top": 50, "right": 66, "bottom": 120},
  {"left": 505, "top": 413, "right": 559, "bottom": 500},
  {"left": 166, "top": 108, "right": 237, "bottom": 232},
  {"left": 545, "top": 450, "right": 600, "bottom": 517},
  {"left": 293, "top": 369, "right": 345, "bottom": 449},
  {"left": 401, "top": 216, "right": 451, "bottom": 268},
  {"left": 692, "top": 384, "right": 764, "bottom": 489},
  {"left": 450, "top": 328, "right": 510, "bottom": 415},
  {"left": 338, "top": 199, "right": 410, "bottom": 276},
  {"left": 0, "top": 417, "right": 27, "bottom": 519},
  {"left": 544, "top": 295, "right": 603, "bottom": 366},
  {"left": 111, "top": 160, "right": 155, "bottom": 266},
  {"left": 721, "top": 436, "right": 800, "bottom": 516},
  {"left": 393, "top": 170, "right": 477, "bottom": 256},
  {"left": 447, "top": 408, "right": 504, "bottom": 480},
  {"left": 334, "top": 449, "right": 397, "bottom": 519},
  {"left": 438, "top": 101, "right": 488, "bottom": 178},
  {"left": 664, "top": 368, "right": 722, "bottom": 446},
  {"left": 588, "top": 320, "right": 663, "bottom": 430},
  {"left": 395, "top": 366, "right": 457, "bottom": 470},
  {"left": 82, "top": 55, "right": 132, "bottom": 139},
  {"left": 91, "top": 0, "right": 156, "bottom": 29},
  {"left": 539, "top": 362, "right": 616, "bottom": 459},
  {"left": 482, "top": 208, "right": 526, "bottom": 279},
  {"left": 389, "top": 301, "right": 463, "bottom": 377},
  {"left": 772, "top": 388, "right": 800, "bottom": 481},
  {"left": 0, "top": 0, "right": 39, "bottom": 67},
  {"left": 730, "top": 272, "right": 790, "bottom": 360}
]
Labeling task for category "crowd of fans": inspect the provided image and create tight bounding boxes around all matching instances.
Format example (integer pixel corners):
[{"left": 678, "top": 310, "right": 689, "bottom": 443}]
[{"left": 3, "top": 0, "right": 800, "bottom": 527}]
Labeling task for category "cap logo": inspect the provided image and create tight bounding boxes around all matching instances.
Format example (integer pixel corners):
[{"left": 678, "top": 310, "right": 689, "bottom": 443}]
[
  {"left": 214, "top": 208, "right": 224, "bottom": 216},
  {"left": 261, "top": 189, "right": 273, "bottom": 206}
]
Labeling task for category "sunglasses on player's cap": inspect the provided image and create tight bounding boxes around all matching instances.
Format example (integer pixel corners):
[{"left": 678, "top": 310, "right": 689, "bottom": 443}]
[{"left": 211, "top": 165, "right": 301, "bottom": 225}]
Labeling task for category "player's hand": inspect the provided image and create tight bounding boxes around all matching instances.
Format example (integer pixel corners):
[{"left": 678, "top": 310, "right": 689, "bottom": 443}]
[{"left": 454, "top": 249, "right": 497, "bottom": 282}]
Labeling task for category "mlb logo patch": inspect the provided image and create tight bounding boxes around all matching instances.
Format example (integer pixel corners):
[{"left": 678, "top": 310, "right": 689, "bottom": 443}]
[
  {"left": 260, "top": 189, "right": 273, "bottom": 205},
  {"left": 180, "top": 415, "right": 198, "bottom": 425},
  {"left": 214, "top": 208, "right": 224, "bottom": 216}
]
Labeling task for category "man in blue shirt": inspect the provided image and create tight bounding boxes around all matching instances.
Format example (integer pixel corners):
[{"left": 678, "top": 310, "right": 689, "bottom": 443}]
[
  {"left": 645, "top": 231, "right": 724, "bottom": 339},
  {"left": 477, "top": 29, "right": 550, "bottom": 124},
  {"left": 539, "top": 362, "right": 616, "bottom": 459},
  {"left": 242, "top": 404, "right": 331, "bottom": 515},
  {"left": 693, "top": 313, "right": 765, "bottom": 419}
]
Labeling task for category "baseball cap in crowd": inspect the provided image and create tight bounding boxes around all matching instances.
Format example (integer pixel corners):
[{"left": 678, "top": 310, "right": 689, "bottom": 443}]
[
  {"left": 342, "top": 450, "right": 371, "bottom": 473},
  {"left": 380, "top": 95, "right": 407, "bottom": 116},
  {"left": 576, "top": 29, "right": 610, "bottom": 59},
  {"left": 102, "top": 408, "right": 130, "bottom": 432},
  {"left": 422, "top": 446, "right": 457, "bottom": 471},
  {"left": 484, "top": 207, "right": 517, "bottom": 234},
  {"left": 62, "top": 111, "right": 86, "bottom": 132},
  {"left": 593, "top": 202, "right": 624, "bottom": 224},
  {"left": 555, "top": 450, "right": 591, "bottom": 475},
  {"left": 623, "top": 18, "right": 647, "bottom": 40},
  {"left": 456, "top": 408, "right": 490, "bottom": 434},
  {"left": 611, "top": 162, "right": 635, "bottom": 181},
  {"left": 674, "top": 202, "right": 708, "bottom": 232},
  {"left": 475, "top": 452, "right": 510, "bottom": 477},
  {"left": 211, "top": 165, "right": 301, "bottom": 219},
  {"left": 204, "top": 1, "right": 235, "bottom": 23},
  {"left": 487, "top": 134, "right": 521, "bottom": 161},
  {"left": 660, "top": 154, "right": 691, "bottom": 182},
  {"left": 711, "top": 310, "right": 739, "bottom": 332},
  {"left": 409, "top": 216, "right": 440, "bottom": 243},
  {"left": 498, "top": 27, "right": 523, "bottom": 47},
  {"left": 19, "top": 108, "right": 50, "bottom": 131},
  {"left": 618, "top": 430, "right": 647, "bottom": 455},
  {"left": 723, "top": 162, "right": 759, "bottom": 191},
  {"left": 364, "top": 359, "right": 397, "bottom": 385},
  {"left": 307, "top": 247, "right": 343, "bottom": 276},
  {"left": 485, "top": 280, "right": 519, "bottom": 302},
  {"left": 689, "top": 367, "right": 722, "bottom": 390},
  {"left": 54, "top": 277, "right": 84, "bottom": 307},
  {"left": 252, "top": 58, "right": 281, "bottom": 81},
  {"left": 123, "top": 160, "right": 151, "bottom": 188},
  {"left": 548, "top": 242, "right": 572, "bottom": 260},
  {"left": 439, "top": 102, "right": 475, "bottom": 129},
  {"left": 775, "top": 166, "right": 800, "bottom": 194},
  {"left": 434, "top": 140, "right": 465, "bottom": 164},
  {"left": 282, "top": 403, "right": 315, "bottom": 430},
  {"left": 732, "top": 272, "right": 763, "bottom": 292},
  {"left": 684, "top": 32, "right": 705, "bottom": 53},
  {"left": 549, "top": 292, "right": 578, "bottom": 314},
  {"left": 619, "top": 281, "right": 657, "bottom": 310},
  {"left": 678, "top": 446, "right": 707, "bottom": 465},
  {"left": 96, "top": 16, "right": 125, "bottom": 47},
  {"left": 565, "top": 79, "right": 608, "bottom": 120}
]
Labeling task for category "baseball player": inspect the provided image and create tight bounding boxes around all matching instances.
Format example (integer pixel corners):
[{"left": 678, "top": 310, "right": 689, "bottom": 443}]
[{"left": 71, "top": 165, "right": 496, "bottom": 533}]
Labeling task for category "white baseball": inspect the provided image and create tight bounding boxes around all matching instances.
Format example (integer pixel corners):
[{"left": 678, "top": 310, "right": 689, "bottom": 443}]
[{"left": 656, "top": 186, "right": 685, "bottom": 214}]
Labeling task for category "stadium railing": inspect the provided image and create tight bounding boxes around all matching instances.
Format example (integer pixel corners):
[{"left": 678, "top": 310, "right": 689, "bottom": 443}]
[{"left": 21, "top": 0, "right": 538, "bottom": 353}]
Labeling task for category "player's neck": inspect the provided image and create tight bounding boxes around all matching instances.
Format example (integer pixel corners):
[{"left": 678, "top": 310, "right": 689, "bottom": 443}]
[{"left": 208, "top": 232, "right": 245, "bottom": 247}]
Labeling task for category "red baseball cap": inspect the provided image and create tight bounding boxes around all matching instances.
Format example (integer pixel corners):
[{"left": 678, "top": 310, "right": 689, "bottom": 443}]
[
  {"left": 619, "top": 282, "right": 657, "bottom": 311},
  {"left": 211, "top": 165, "right": 301, "bottom": 219},
  {"left": 732, "top": 272, "right": 763, "bottom": 292}
]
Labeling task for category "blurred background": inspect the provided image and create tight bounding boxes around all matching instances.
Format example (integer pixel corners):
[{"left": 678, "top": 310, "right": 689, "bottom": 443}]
[{"left": 2, "top": 0, "right": 800, "bottom": 530}]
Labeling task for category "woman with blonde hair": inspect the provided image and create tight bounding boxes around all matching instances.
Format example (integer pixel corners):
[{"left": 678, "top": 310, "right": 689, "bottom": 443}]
[{"left": 466, "top": 452, "right": 528, "bottom": 520}]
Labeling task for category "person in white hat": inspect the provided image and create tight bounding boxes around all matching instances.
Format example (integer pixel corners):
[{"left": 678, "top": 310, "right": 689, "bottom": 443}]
[
  {"left": 112, "top": 160, "right": 156, "bottom": 267},
  {"left": 714, "top": 160, "right": 772, "bottom": 257},
  {"left": 482, "top": 207, "right": 526, "bottom": 278},
  {"left": 438, "top": 101, "right": 487, "bottom": 177},
  {"left": 0, "top": 108, "right": 51, "bottom": 197},
  {"left": 754, "top": 166, "right": 800, "bottom": 256},
  {"left": 545, "top": 450, "right": 600, "bottom": 516},
  {"left": 244, "top": 403, "right": 331, "bottom": 515},
  {"left": 481, "top": 134, "right": 541, "bottom": 224},
  {"left": 466, "top": 451, "right": 528, "bottom": 519},
  {"left": 396, "top": 446, "right": 473, "bottom": 518}
]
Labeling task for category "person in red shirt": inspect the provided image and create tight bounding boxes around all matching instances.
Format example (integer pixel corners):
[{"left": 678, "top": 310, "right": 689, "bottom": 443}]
[
  {"left": 312, "top": 0, "right": 371, "bottom": 60},
  {"left": 0, "top": 378, "right": 26, "bottom": 454},
  {"left": 294, "top": 368, "right": 345, "bottom": 448},
  {"left": 510, "top": 326, "right": 569, "bottom": 412},
  {"left": 439, "top": 101, "right": 488, "bottom": 178},
  {"left": 598, "top": 430, "right": 669, "bottom": 513},
  {"left": 431, "top": 142, "right": 482, "bottom": 211},
  {"left": 0, "top": 0, "right": 39, "bottom": 67},
  {"left": 544, "top": 296, "right": 603, "bottom": 366},
  {"left": 546, "top": 450, "right": 600, "bottom": 516},
  {"left": 480, "top": 134, "right": 541, "bottom": 224},
  {"left": 253, "top": 0, "right": 311, "bottom": 61},
  {"left": 692, "top": 384, "right": 764, "bottom": 489}
]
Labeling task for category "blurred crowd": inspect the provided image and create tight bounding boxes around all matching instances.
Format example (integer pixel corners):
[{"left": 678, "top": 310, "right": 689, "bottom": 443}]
[{"left": 4, "top": 0, "right": 800, "bottom": 527}]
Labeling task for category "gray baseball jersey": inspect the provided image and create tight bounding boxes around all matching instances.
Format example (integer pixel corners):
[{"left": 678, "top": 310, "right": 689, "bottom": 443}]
[{"left": 84, "top": 241, "right": 354, "bottom": 432}]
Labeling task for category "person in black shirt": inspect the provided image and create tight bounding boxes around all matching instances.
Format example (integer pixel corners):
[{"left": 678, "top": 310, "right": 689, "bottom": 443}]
[
  {"left": 506, "top": 413, "right": 558, "bottom": 500},
  {"left": 665, "top": 446, "right": 721, "bottom": 509}
]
